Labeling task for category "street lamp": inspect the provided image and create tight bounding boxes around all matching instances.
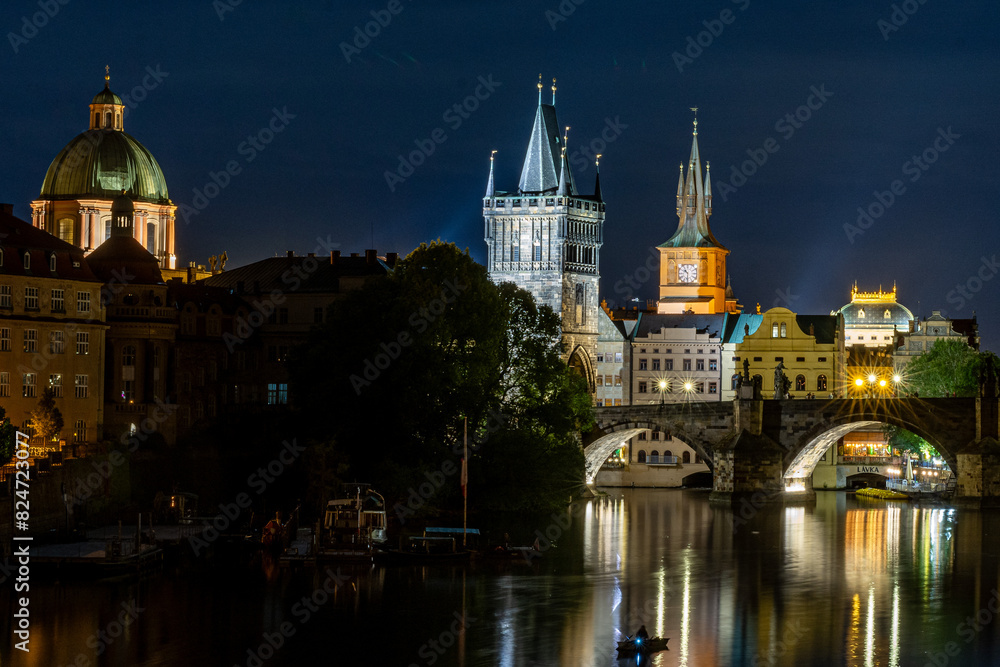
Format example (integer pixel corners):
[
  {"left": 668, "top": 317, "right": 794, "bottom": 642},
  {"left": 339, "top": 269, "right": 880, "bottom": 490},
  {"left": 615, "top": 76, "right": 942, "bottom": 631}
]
[{"left": 658, "top": 380, "right": 667, "bottom": 405}]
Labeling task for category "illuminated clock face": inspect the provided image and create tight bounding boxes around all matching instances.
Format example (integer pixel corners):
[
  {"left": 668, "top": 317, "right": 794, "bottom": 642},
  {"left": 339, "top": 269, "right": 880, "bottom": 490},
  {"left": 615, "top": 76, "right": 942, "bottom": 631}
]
[{"left": 678, "top": 264, "right": 698, "bottom": 283}]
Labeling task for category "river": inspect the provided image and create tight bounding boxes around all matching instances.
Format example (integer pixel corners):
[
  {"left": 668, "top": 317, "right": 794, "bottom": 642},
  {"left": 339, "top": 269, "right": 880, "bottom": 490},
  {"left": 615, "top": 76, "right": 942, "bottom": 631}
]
[{"left": 4, "top": 488, "right": 1000, "bottom": 666}]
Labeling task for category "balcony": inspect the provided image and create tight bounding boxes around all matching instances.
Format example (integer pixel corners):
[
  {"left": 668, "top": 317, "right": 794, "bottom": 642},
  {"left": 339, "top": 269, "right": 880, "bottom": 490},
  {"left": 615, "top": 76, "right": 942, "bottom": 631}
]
[{"left": 646, "top": 455, "right": 679, "bottom": 465}]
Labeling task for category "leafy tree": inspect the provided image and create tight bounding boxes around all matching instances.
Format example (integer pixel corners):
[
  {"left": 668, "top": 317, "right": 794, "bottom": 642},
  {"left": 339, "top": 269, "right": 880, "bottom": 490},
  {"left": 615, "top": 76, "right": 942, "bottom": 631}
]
[
  {"left": 883, "top": 424, "right": 938, "bottom": 459},
  {"left": 290, "top": 241, "right": 593, "bottom": 513},
  {"left": 0, "top": 406, "right": 17, "bottom": 466},
  {"left": 904, "top": 339, "right": 981, "bottom": 397},
  {"left": 30, "top": 388, "right": 63, "bottom": 442}
]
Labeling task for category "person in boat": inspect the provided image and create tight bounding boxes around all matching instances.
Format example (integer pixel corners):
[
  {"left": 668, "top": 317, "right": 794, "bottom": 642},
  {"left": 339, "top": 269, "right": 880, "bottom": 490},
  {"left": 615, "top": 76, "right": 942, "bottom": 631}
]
[
  {"left": 262, "top": 511, "right": 284, "bottom": 549},
  {"left": 635, "top": 625, "right": 649, "bottom": 641}
]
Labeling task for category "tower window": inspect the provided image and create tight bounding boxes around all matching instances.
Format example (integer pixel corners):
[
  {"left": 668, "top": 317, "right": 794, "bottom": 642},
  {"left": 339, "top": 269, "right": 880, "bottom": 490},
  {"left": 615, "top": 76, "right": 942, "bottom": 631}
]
[
  {"left": 147, "top": 222, "right": 157, "bottom": 255},
  {"left": 23, "top": 252, "right": 30, "bottom": 269},
  {"left": 780, "top": 323, "right": 787, "bottom": 338},
  {"left": 58, "top": 217, "right": 74, "bottom": 243},
  {"left": 533, "top": 243, "right": 541, "bottom": 261},
  {"left": 772, "top": 323, "right": 779, "bottom": 338},
  {"left": 105, "top": 111, "right": 112, "bottom": 128},
  {"left": 94, "top": 112, "right": 100, "bottom": 128},
  {"left": 510, "top": 242, "right": 519, "bottom": 262},
  {"left": 116, "top": 113, "right": 121, "bottom": 129}
]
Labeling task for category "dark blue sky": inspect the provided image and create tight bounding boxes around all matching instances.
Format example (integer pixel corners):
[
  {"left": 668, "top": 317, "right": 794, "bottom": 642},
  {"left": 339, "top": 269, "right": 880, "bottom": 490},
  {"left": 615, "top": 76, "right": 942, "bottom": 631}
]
[{"left": 3, "top": 1, "right": 998, "bottom": 347}]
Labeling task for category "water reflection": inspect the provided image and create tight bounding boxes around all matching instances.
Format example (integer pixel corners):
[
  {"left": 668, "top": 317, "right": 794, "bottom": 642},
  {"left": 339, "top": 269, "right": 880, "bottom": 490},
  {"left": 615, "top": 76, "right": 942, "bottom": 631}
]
[{"left": 7, "top": 491, "right": 1000, "bottom": 667}]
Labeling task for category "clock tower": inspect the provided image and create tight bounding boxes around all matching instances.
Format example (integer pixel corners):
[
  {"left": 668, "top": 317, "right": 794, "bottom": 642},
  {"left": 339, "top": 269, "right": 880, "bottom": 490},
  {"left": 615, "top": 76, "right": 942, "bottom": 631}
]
[{"left": 657, "top": 114, "right": 740, "bottom": 315}]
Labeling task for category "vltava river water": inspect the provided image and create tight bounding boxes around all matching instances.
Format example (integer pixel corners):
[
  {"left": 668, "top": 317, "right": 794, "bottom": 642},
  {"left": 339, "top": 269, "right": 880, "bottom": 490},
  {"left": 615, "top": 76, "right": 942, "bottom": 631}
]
[{"left": 5, "top": 488, "right": 1000, "bottom": 666}]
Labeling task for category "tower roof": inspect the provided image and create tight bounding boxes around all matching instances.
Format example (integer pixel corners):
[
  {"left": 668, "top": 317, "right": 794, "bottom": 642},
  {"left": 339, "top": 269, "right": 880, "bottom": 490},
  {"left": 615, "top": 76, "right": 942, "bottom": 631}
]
[
  {"left": 518, "top": 102, "right": 562, "bottom": 193},
  {"left": 660, "top": 116, "right": 726, "bottom": 250}
]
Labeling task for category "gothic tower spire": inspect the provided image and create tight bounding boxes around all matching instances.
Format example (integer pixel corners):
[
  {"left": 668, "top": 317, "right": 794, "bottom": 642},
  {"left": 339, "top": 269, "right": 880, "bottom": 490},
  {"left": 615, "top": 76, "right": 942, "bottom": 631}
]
[{"left": 485, "top": 150, "right": 496, "bottom": 197}]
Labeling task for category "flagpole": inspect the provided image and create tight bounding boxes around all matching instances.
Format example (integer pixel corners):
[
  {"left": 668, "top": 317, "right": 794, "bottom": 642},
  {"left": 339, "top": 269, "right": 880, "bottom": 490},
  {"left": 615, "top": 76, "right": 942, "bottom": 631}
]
[{"left": 463, "top": 417, "right": 468, "bottom": 549}]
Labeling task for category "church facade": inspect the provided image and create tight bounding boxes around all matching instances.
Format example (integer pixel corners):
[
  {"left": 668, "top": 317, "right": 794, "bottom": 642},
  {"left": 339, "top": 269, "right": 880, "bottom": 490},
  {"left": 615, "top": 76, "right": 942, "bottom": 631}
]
[{"left": 482, "top": 78, "right": 604, "bottom": 391}]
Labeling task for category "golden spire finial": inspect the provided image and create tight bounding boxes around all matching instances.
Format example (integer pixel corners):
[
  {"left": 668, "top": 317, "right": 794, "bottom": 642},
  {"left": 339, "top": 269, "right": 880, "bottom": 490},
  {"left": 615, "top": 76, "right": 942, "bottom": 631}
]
[
  {"left": 564, "top": 125, "right": 570, "bottom": 145},
  {"left": 490, "top": 149, "right": 497, "bottom": 162},
  {"left": 596, "top": 154, "right": 602, "bottom": 169},
  {"left": 551, "top": 77, "right": 557, "bottom": 105},
  {"left": 105, "top": 65, "right": 110, "bottom": 85}
]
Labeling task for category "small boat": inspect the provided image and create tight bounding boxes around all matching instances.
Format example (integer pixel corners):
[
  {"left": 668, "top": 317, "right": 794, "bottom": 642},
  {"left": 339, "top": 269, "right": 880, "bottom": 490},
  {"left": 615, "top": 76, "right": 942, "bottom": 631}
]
[
  {"left": 377, "top": 527, "right": 478, "bottom": 563},
  {"left": 616, "top": 635, "right": 669, "bottom": 657}
]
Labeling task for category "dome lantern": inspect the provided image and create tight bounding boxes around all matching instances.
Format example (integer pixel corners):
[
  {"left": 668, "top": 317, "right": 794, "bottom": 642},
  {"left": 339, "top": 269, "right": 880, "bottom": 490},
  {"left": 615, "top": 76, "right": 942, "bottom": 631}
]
[{"left": 89, "top": 65, "right": 125, "bottom": 131}]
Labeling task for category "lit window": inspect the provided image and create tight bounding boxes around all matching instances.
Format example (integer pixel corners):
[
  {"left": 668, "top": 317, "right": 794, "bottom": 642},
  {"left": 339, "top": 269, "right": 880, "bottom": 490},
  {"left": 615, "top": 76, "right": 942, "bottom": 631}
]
[
  {"left": 23, "top": 329, "right": 37, "bottom": 352},
  {"left": 50, "top": 374, "right": 62, "bottom": 398},
  {"left": 772, "top": 323, "right": 779, "bottom": 337},
  {"left": 76, "top": 332, "right": 89, "bottom": 355},
  {"left": 780, "top": 323, "right": 787, "bottom": 338},
  {"left": 75, "top": 420, "right": 87, "bottom": 443},
  {"left": 22, "top": 372, "right": 36, "bottom": 398}
]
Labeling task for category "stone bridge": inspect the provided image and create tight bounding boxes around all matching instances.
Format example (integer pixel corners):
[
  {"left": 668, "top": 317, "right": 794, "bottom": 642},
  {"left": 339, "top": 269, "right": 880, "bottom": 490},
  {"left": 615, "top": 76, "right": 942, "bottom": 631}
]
[{"left": 584, "top": 397, "right": 1000, "bottom": 505}]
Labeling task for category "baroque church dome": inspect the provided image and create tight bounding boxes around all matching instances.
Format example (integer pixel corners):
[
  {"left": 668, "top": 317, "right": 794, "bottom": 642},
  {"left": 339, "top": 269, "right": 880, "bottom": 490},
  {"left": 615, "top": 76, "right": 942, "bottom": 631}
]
[{"left": 39, "top": 76, "right": 170, "bottom": 205}]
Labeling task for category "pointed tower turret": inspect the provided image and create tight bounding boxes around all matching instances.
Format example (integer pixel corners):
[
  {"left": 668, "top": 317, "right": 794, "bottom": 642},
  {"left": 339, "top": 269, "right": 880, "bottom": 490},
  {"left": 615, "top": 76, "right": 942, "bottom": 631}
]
[
  {"left": 518, "top": 74, "right": 564, "bottom": 194},
  {"left": 656, "top": 110, "right": 737, "bottom": 315},
  {"left": 556, "top": 127, "right": 574, "bottom": 197},
  {"left": 485, "top": 150, "right": 497, "bottom": 197},
  {"left": 483, "top": 77, "right": 604, "bottom": 397},
  {"left": 594, "top": 154, "right": 603, "bottom": 202}
]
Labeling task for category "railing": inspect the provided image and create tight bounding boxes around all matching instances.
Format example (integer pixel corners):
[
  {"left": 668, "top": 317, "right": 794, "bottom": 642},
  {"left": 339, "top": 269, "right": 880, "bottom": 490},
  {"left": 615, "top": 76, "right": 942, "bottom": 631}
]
[
  {"left": 646, "top": 455, "right": 679, "bottom": 465},
  {"left": 887, "top": 479, "right": 947, "bottom": 493}
]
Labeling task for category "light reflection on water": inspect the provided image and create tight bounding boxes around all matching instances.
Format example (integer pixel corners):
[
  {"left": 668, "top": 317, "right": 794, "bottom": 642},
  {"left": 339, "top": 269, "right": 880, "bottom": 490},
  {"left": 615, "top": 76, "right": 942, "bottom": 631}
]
[{"left": 5, "top": 489, "right": 1000, "bottom": 666}]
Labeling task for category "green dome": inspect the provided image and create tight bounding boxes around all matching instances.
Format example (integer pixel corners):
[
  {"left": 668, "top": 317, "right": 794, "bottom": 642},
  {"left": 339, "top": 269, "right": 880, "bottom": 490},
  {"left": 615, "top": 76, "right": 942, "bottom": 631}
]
[
  {"left": 40, "top": 130, "right": 171, "bottom": 204},
  {"left": 92, "top": 85, "right": 123, "bottom": 106}
]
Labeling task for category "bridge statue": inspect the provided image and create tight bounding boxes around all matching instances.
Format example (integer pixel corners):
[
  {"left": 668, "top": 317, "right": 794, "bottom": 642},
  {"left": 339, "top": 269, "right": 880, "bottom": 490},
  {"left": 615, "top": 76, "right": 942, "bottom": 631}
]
[{"left": 774, "top": 361, "right": 789, "bottom": 399}]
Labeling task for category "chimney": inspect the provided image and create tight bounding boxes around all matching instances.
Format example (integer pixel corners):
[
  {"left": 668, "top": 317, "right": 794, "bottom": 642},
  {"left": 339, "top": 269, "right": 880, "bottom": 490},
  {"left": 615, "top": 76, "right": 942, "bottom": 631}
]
[
  {"left": 365, "top": 249, "right": 376, "bottom": 265},
  {"left": 350, "top": 252, "right": 359, "bottom": 258},
  {"left": 307, "top": 252, "right": 315, "bottom": 257},
  {"left": 385, "top": 252, "right": 398, "bottom": 266},
  {"left": 287, "top": 250, "right": 294, "bottom": 258},
  {"left": 0, "top": 203, "right": 12, "bottom": 215},
  {"left": 330, "top": 250, "right": 340, "bottom": 268}
]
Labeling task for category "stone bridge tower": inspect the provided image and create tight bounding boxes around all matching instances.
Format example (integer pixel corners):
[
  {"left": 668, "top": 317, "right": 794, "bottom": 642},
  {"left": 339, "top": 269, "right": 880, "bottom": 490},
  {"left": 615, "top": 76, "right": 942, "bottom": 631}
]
[{"left": 483, "top": 77, "right": 604, "bottom": 391}]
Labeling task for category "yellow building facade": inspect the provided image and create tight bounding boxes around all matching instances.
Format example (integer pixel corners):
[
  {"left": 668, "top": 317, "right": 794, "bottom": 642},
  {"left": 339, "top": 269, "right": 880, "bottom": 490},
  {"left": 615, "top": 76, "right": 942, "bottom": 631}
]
[
  {"left": 735, "top": 307, "right": 844, "bottom": 399},
  {"left": 0, "top": 208, "right": 107, "bottom": 450}
]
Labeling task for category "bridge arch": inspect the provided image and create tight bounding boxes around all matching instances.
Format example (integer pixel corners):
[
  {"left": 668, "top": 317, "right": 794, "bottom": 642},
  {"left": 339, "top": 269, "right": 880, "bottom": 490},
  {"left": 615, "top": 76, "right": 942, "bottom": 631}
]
[
  {"left": 584, "top": 418, "right": 717, "bottom": 485},
  {"left": 784, "top": 409, "right": 958, "bottom": 483}
]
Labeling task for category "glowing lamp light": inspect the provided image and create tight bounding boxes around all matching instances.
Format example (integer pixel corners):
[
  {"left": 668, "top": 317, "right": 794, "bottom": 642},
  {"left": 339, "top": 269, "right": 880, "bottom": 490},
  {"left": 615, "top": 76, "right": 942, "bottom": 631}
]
[
  {"left": 855, "top": 378, "right": 864, "bottom": 387},
  {"left": 658, "top": 380, "right": 667, "bottom": 391},
  {"left": 786, "top": 481, "right": 806, "bottom": 493},
  {"left": 868, "top": 374, "right": 877, "bottom": 383},
  {"left": 893, "top": 375, "right": 901, "bottom": 383},
  {"left": 879, "top": 379, "right": 887, "bottom": 388},
  {"left": 683, "top": 381, "right": 693, "bottom": 392}
]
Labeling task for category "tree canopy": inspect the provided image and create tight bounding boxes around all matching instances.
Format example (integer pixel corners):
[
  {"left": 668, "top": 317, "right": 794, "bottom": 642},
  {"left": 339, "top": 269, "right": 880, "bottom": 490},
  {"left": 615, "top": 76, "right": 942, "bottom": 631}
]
[
  {"left": 30, "top": 388, "right": 64, "bottom": 443},
  {"left": 289, "top": 241, "right": 593, "bottom": 514},
  {"left": 903, "top": 338, "right": 983, "bottom": 397}
]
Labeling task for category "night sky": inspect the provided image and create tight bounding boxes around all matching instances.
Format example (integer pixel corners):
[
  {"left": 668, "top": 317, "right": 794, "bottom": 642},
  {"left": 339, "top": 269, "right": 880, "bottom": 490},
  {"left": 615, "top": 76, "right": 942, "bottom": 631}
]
[{"left": 3, "top": 1, "right": 998, "bottom": 347}]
